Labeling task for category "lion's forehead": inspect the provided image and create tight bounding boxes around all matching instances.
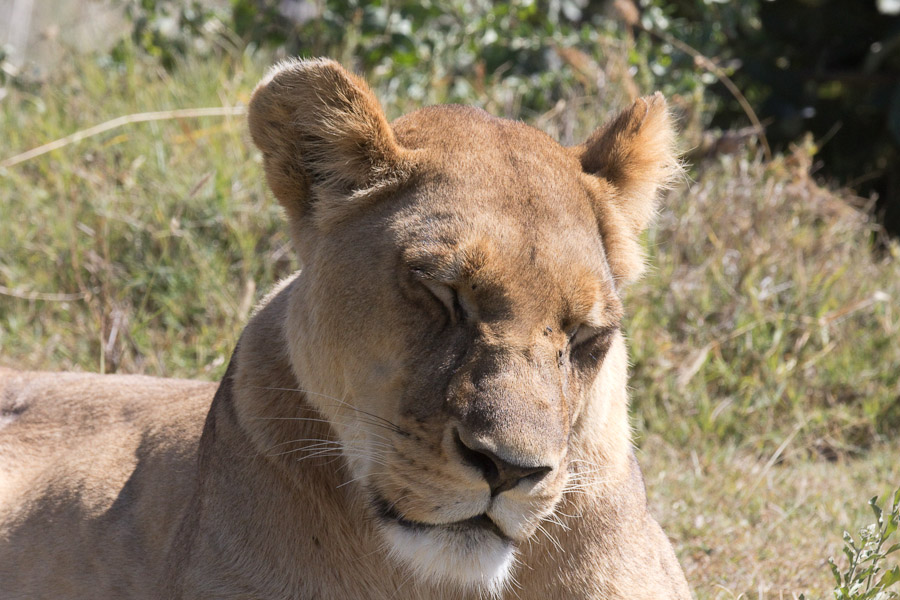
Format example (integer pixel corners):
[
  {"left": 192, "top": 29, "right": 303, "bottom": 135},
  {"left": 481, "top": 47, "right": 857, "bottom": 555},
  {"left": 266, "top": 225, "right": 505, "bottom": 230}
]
[
  {"left": 393, "top": 104, "right": 586, "bottom": 189},
  {"left": 381, "top": 105, "right": 623, "bottom": 328},
  {"left": 390, "top": 107, "right": 606, "bottom": 252}
]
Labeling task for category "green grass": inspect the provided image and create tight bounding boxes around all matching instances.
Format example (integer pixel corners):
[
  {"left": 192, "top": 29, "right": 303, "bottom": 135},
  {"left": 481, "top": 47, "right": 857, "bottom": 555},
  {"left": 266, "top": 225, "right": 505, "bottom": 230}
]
[{"left": 1, "top": 47, "right": 899, "bottom": 598}]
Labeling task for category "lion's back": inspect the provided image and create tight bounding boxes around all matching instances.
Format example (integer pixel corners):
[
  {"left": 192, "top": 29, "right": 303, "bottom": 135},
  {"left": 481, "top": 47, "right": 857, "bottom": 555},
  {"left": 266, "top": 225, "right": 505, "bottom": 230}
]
[{"left": 0, "top": 366, "right": 215, "bottom": 599}]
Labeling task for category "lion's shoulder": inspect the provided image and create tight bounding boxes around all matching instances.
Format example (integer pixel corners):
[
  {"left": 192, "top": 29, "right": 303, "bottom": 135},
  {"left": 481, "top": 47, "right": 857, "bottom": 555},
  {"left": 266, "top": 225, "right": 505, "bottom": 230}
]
[{"left": 0, "top": 368, "right": 214, "bottom": 509}]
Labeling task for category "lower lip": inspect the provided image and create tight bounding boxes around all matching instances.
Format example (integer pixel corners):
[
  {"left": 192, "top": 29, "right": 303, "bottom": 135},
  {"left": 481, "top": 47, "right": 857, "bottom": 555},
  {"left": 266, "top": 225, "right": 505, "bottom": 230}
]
[
  {"left": 375, "top": 498, "right": 512, "bottom": 542},
  {"left": 452, "top": 514, "right": 511, "bottom": 541}
]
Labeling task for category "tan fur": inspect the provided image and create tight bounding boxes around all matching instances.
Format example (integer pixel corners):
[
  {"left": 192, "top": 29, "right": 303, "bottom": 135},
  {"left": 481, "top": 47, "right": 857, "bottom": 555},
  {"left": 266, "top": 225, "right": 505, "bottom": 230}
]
[{"left": 0, "top": 58, "right": 690, "bottom": 599}]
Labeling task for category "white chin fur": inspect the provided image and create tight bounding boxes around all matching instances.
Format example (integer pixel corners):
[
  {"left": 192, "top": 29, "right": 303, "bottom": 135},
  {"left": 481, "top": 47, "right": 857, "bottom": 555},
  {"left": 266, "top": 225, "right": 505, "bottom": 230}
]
[{"left": 381, "top": 522, "right": 516, "bottom": 597}]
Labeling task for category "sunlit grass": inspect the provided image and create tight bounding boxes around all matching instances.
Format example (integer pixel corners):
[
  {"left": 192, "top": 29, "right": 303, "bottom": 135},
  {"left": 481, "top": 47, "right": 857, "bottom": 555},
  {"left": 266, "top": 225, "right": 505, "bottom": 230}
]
[
  {"left": 645, "top": 436, "right": 900, "bottom": 599},
  {"left": 1, "top": 48, "right": 287, "bottom": 377}
]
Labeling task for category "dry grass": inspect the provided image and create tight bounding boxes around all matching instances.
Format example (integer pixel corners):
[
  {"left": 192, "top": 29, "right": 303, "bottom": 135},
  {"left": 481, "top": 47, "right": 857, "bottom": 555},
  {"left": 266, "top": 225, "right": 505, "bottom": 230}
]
[
  {"left": 645, "top": 437, "right": 900, "bottom": 599},
  {"left": 629, "top": 147, "right": 900, "bottom": 457},
  {"left": 0, "top": 51, "right": 284, "bottom": 377}
]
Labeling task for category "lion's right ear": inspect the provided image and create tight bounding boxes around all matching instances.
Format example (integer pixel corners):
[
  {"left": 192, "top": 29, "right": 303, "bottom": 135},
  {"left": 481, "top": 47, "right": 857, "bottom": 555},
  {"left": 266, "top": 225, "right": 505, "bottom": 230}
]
[{"left": 248, "top": 58, "right": 411, "bottom": 228}]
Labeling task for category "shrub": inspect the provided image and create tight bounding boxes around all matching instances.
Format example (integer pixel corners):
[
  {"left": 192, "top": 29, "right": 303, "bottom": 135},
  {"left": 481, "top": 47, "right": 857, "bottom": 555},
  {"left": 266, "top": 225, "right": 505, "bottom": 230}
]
[{"left": 801, "top": 488, "right": 900, "bottom": 600}]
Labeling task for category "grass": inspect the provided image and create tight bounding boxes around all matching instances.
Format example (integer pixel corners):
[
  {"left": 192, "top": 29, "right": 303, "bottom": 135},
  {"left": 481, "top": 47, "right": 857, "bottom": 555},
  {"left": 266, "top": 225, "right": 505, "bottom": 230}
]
[
  {"left": 629, "top": 148, "right": 900, "bottom": 458},
  {"left": 645, "top": 436, "right": 900, "bottom": 598},
  {"left": 0, "top": 49, "right": 284, "bottom": 377},
  {"left": 1, "top": 46, "right": 898, "bottom": 598}
]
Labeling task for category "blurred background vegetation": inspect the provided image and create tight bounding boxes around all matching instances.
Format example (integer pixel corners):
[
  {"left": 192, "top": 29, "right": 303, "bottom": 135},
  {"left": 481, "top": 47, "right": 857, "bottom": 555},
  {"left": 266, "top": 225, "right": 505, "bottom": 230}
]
[
  {"left": 111, "top": 0, "right": 900, "bottom": 231},
  {"left": 1, "top": 0, "right": 899, "bottom": 597}
]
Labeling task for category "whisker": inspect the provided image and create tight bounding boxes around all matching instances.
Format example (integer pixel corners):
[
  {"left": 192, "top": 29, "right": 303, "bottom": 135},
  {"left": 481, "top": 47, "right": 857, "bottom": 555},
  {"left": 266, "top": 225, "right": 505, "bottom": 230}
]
[
  {"left": 543, "top": 512, "right": 571, "bottom": 532},
  {"left": 388, "top": 568, "right": 418, "bottom": 600},
  {"left": 265, "top": 437, "right": 342, "bottom": 450},
  {"left": 270, "top": 441, "right": 346, "bottom": 456},
  {"left": 250, "top": 386, "right": 408, "bottom": 435},
  {"left": 251, "top": 414, "right": 398, "bottom": 443},
  {"left": 336, "top": 471, "right": 392, "bottom": 489},
  {"left": 263, "top": 435, "right": 393, "bottom": 458},
  {"left": 268, "top": 445, "right": 391, "bottom": 463},
  {"left": 292, "top": 449, "right": 391, "bottom": 467},
  {"left": 567, "top": 467, "right": 610, "bottom": 477},
  {"left": 536, "top": 522, "right": 565, "bottom": 554},
  {"left": 554, "top": 508, "right": 584, "bottom": 519},
  {"left": 562, "top": 475, "right": 610, "bottom": 489}
]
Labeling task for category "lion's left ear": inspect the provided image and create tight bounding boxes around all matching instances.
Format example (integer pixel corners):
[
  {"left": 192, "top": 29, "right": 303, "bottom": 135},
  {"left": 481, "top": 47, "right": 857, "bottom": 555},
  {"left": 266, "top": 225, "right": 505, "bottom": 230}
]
[{"left": 572, "top": 93, "right": 680, "bottom": 285}]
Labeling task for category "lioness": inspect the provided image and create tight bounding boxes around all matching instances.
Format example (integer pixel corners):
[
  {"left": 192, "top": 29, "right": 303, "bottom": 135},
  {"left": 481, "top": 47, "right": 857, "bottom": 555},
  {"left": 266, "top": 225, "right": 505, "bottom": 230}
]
[{"left": 0, "top": 58, "right": 690, "bottom": 599}]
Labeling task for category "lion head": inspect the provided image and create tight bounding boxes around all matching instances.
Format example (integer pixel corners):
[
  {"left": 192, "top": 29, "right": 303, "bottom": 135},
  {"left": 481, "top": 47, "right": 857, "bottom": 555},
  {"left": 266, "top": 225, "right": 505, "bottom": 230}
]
[{"left": 246, "top": 58, "right": 678, "bottom": 594}]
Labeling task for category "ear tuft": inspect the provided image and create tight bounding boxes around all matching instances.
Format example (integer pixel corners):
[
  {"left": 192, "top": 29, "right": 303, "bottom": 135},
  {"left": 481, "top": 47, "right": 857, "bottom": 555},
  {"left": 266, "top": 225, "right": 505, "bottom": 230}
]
[
  {"left": 248, "top": 58, "right": 409, "bottom": 228},
  {"left": 575, "top": 93, "right": 681, "bottom": 285}
]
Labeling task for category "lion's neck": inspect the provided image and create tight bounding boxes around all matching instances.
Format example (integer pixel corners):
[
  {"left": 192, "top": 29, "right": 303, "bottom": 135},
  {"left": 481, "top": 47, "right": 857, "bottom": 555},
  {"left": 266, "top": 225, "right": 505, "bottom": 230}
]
[
  {"left": 172, "top": 281, "right": 412, "bottom": 597},
  {"left": 226, "top": 276, "right": 375, "bottom": 500}
]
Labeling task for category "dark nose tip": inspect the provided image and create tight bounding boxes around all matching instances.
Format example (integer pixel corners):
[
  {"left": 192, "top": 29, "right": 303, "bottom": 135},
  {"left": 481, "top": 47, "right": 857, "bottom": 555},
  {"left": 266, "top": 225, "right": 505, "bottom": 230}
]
[{"left": 454, "top": 430, "right": 552, "bottom": 496}]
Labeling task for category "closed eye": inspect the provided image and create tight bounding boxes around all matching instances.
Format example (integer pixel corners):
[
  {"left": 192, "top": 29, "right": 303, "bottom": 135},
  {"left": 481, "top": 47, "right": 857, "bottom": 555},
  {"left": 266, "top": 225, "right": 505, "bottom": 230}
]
[
  {"left": 421, "top": 280, "right": 465, "bottom": 324},
  {"left": 569, "top": 324, "right": 598, "bottom": 348},
  {"left": 568, "top": 324, "right": 617, "bottom": 364}
]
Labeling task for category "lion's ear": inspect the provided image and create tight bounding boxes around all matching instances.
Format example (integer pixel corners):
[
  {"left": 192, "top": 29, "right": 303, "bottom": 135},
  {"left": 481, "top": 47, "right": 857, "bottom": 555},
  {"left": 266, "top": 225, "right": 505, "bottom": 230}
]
[
  {"left": 248, "top": 58, "right": 410, "bottom": 228},
  {"left": 573, "top": 93, "right": 680, "bottom": 285}
]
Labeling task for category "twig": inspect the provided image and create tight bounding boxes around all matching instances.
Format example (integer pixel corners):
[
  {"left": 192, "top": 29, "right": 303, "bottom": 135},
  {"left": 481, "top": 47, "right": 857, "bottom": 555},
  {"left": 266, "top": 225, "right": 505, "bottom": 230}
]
[
  {"left": 741, "top": 423, "right": 802, "bottom": 503},
  {"left": 0, "top": 284, "right": 88, "bottom": 302},
  {"left": 0, "top": 106, "right": 246, "bottom": 169},
  {"left": 637, "top": 25, "right": 773, "bottom": 161}
]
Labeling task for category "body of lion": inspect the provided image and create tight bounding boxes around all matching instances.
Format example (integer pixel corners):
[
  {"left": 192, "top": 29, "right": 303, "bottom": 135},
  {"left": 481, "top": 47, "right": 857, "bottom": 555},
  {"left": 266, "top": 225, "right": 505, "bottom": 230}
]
[
  {"left": 0, "top": 58, "right": 690, "bottom": 599},
  {"left": 0, "top": 368, "right": 212, "bottom": 597}
]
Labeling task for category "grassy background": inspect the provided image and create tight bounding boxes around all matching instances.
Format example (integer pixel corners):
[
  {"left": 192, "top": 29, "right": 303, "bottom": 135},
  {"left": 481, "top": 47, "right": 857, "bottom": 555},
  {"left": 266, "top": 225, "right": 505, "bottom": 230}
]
[{"left": 1, "top": 45, "right": 899, "bottom": 598}]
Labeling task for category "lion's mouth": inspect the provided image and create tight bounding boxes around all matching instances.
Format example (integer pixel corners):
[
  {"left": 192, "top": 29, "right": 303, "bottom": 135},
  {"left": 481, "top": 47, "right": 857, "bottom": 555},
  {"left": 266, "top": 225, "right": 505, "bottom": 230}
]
[{"left": 373, "top": 496, "right": 512, "bottom": 543}]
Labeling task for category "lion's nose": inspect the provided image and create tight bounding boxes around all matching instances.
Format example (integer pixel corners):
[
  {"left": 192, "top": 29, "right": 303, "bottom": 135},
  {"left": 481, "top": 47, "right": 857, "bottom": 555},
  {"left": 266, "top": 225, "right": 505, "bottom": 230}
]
[{"left": 454, "top": 430, "right": 552, "bottom": 496}]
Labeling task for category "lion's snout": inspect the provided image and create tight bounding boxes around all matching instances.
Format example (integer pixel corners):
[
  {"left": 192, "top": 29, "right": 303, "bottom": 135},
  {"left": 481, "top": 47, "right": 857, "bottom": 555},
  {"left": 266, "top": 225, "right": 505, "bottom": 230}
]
[
  {"left": 453, "top": 428, "right": 553, "bottom": 496},
  {"left": 437, "top": 343, "right": 571, "bottom": 500}
]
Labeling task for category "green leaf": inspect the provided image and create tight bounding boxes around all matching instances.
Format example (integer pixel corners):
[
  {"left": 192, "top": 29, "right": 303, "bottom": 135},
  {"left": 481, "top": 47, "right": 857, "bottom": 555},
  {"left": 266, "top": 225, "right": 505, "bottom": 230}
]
[
  {"left": 873, "top": 497, "right": 885, "bottom": 526},
  {"left": 888, "top": 517, "right": 899, "bottom": 538},
  {"left": 846, "top": 545, "right": 859, "bottom": 567},
  {"left": 831, "top": 557, "right": 844, "bottom": 586}
]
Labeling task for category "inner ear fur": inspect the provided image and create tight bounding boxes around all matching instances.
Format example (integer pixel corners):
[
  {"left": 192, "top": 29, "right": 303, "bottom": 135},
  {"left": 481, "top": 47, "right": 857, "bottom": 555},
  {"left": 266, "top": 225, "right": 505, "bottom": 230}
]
[
  {"left": 248, "top": 58, "right": 412, "bottom": 228},
  {"left": 573, "top": 92, "right": 680, "bottom": 285}
]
